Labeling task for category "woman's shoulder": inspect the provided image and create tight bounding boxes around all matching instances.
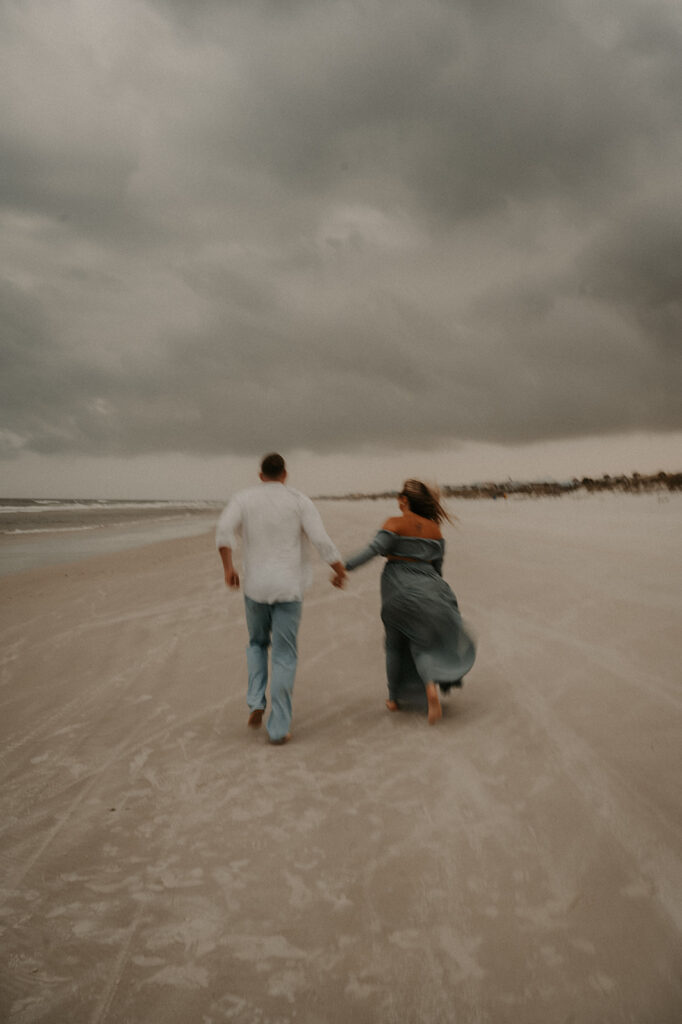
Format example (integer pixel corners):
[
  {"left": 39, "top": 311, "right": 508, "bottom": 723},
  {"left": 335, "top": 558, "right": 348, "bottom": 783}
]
[
  {"left": 383, "top": 513, "right": 442, "bottom": 540},
  {"left": 381, "top": 516, "right": 402, "bottom": 533}
]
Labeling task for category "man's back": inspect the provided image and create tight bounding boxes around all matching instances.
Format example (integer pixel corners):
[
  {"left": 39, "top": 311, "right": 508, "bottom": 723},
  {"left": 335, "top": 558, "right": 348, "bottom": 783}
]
[{"left": 216, "top": 482, "right": 340, "bottom": 603}]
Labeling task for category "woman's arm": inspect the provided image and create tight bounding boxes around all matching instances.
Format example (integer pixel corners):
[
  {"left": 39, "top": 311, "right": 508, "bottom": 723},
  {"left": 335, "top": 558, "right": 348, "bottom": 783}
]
[{"left": 345, "top": 530, "right": 396, "bottom": 571}]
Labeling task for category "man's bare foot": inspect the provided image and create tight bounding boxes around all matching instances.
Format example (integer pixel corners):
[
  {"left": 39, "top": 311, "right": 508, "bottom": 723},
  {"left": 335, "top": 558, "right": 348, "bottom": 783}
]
[
  {"left": 385, "top": 699, "right": 399, "bottom": 712},
  {"left": 426, "top": 684, "right": 442, "bottom": 725},
  {"left": 269, "top": 733, "right": 291, "bottom": 746},
  {"left": 248, "top": 708, "right": 264, "bottom": 728}
]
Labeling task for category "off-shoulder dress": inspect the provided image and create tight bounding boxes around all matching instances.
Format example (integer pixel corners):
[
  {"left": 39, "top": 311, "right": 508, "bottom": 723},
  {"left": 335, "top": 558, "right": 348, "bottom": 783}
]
[{"left": 345, "top": 530, "right": 476, "bottom": 710}]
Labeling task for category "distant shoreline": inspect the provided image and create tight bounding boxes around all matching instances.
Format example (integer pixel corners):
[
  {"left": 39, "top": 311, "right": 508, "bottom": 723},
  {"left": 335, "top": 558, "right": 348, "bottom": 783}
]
[
  {"left": 2, "top": 470, "right": 681, "bottom": 507},
  {"left": 316, "top": 470, "right": 682, "bottom": 501},
  {"left": 0, "top": 505, "right": 219, "bottom": 578},
  {"left": 0, "top": 499, "right": 222, "bottom": 536}
]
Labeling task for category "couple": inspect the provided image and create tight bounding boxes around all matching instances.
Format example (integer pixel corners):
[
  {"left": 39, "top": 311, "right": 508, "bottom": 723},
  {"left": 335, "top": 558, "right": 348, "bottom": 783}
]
[{"left": 216, "top": 453, "right": 476, "bottom": 744}]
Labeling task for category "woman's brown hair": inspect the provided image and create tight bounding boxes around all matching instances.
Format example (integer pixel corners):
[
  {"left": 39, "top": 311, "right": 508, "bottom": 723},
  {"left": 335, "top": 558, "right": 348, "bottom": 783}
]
[{"left": 400, "top": 480, "right": 453, "bottom": 524}]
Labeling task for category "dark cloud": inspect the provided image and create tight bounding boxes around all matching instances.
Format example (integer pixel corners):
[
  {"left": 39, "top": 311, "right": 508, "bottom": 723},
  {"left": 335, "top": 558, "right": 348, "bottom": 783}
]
[
  {"left": 581, "top": 203, "right": 682, "bottom": 350},
  {"left": 1, "top": 0, "right": 681, "bottom": 462}
]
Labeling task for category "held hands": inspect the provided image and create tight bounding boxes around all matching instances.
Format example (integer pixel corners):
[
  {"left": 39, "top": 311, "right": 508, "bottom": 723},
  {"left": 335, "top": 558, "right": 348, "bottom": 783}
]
[{"left": 330, "top": 561, "right": 347, "bottom": 589}]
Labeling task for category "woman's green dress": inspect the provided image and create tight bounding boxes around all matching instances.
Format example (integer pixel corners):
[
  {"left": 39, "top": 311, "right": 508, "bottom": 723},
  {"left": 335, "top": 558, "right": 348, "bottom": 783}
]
[{"left": 345, "top": 530, "right": 476, "bottom": 710}]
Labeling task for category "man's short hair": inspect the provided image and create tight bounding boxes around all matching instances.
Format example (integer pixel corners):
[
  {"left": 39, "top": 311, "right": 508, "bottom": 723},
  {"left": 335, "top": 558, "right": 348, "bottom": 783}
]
[{"left": 260, "top": 452, "right": 286, "bottom": 479}]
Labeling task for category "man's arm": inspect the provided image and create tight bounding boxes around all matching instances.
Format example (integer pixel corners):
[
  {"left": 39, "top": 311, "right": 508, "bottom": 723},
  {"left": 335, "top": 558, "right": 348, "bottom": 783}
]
[
  {"left": 216, "top": 497, "right": 242, "bottom": 588},
  {"left": 219, "top": 546, "right": 240, "bottom": 589},
  {"left": 297, "top": 494, "right": 346, "bottom": 588}
]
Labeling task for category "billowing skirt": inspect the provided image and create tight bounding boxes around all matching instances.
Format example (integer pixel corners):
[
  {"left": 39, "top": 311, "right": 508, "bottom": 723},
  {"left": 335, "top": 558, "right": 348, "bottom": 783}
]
[{"left": 380, "top": 561, "right": 476, "bottom": 709}]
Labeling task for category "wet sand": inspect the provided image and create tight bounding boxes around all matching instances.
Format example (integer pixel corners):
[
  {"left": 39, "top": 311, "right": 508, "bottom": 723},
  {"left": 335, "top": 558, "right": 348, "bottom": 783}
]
[{"left": 1, "top": 495, "right": 681, "bottom": 1022}]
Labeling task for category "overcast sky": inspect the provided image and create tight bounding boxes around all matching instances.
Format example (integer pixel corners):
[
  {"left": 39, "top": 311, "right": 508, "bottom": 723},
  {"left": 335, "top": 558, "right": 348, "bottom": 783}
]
[{"left": 1, "top": 0, "right": 681, "bottom": 497}]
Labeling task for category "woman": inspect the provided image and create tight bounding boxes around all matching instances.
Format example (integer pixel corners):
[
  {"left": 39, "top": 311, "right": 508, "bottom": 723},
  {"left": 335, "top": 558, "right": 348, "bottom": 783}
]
[{"left": 342, "top": 480, "right": 476, "bottom": 724}]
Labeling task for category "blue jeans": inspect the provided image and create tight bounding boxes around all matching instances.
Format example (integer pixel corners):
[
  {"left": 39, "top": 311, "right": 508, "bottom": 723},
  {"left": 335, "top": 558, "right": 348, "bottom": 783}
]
[{"left": 244, "top": 596, "right": 302, "bottom": 741}]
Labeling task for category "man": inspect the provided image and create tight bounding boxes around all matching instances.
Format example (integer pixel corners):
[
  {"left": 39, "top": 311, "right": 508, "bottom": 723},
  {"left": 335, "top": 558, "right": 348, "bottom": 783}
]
[{"left": 216, "top": 453, "right": 346, "bottom": 744}]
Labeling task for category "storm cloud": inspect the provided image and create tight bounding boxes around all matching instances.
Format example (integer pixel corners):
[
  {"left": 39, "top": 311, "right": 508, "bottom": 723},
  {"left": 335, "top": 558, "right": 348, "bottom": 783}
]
[{"left": 2, "top": 0, "right": 681, "bottom": 461}]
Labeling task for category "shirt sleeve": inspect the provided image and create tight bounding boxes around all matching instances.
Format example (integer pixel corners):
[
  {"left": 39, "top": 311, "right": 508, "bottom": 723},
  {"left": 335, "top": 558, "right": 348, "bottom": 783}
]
[
  {"left": 345, "top": 530, "right": 396, "bottom": 570},
  {"left": 297, "top": 494, "right": 342, "bottom": 565},
  {"left": 215, "top": 496, "right": 243, "bottom": 550}
]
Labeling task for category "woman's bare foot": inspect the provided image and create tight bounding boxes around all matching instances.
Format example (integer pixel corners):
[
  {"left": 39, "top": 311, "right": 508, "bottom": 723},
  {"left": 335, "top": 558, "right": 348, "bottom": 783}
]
[
  {"left": 426, "top": 683, "right": 442, "bottom": 725},
  {"left": 385, "top": 699, "right": 399, "bottom": 712}
]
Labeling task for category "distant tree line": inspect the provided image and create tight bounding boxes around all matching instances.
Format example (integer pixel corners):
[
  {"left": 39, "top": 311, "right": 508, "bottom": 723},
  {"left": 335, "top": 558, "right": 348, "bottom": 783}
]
[
  {"left": 443, "top": 471, "right": 682, "bottom": 500},
  {"left": 317, "top": 471, "right": 681, "bottom": 502}
]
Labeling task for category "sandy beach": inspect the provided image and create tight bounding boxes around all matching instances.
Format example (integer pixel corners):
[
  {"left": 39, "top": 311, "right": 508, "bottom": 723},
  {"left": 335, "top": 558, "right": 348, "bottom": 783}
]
[{"left": 1, "top": 494, "right": 681, "bottom": 1023}]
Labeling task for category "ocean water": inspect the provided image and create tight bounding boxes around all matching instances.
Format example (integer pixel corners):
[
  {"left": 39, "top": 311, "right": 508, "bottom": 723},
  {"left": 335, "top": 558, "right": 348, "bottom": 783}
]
[{"left": 0, "top": 498, "right": 223, "bottom": 577}]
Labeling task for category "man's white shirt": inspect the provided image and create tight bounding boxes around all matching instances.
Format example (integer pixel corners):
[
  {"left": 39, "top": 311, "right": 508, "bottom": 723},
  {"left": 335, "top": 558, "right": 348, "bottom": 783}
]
[{"left": 215, "top": 483, "right": 342, "bottom": 603}]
